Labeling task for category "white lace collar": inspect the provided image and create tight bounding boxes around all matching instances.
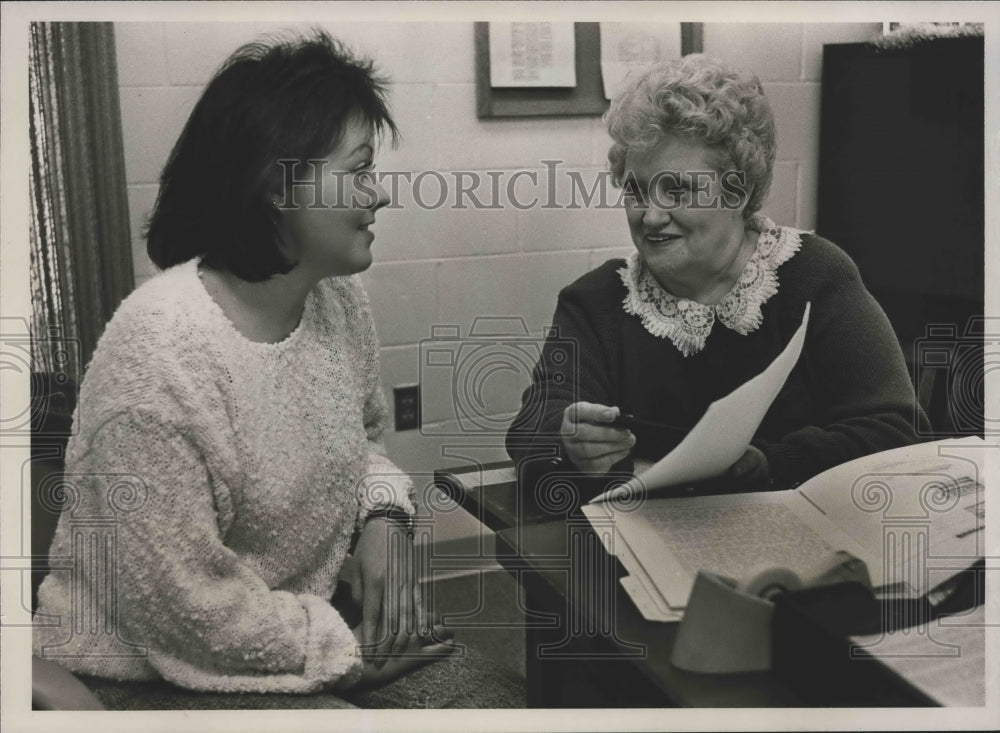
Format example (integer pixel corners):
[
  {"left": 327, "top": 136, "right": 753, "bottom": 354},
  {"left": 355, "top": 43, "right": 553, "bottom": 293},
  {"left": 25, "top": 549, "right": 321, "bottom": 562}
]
[{"left": 618, "top": 214, "right": 804, "bottom": 356}]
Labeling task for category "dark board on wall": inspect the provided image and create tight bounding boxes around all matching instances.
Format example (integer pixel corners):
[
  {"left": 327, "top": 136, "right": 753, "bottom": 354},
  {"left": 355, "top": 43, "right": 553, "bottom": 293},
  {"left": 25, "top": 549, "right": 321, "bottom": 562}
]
[
  {"left": 818, "top": 37, "right": 983, "bottom": 335},
  {"left": 817, "top": 36, "right": 985, "bottom": 435},
  {"left": 475, "top": 22, "right": 703, "bottom": 118}
]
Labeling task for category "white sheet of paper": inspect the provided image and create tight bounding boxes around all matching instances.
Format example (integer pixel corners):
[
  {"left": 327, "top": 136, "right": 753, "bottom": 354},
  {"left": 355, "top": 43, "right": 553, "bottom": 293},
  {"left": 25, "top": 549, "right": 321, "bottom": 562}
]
[
  {"left": 582, "top": 501, "right": 684, "bottom": 621},
  {"left": 583, "top": 436, "right": 985, "bottom": 616},
  {"left": 599, "top": 22, "right": 681, "bottom": 100},
  {"left": 620, "top": 575, "right": 683, "bottom": 623},
  {"left": 790, "top": 436, "right": 986, "bottom": 597},
  {"left": 851, "top": 604, "right": 985, "bottom": 707},
  {"left": 590, "top": 303, "right": 811, "bottom": 503},
  {"left": 489, "top": 22, "right": 576, "bottom": 88},
  {"left": 613, "top": 489, "right": 869, "bottom": 608}
]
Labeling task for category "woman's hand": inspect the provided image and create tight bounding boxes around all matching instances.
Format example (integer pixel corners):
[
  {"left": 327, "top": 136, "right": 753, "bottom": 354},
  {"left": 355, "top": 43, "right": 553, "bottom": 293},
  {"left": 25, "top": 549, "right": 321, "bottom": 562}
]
[
  {"left": 723, "top": 445, "right": 771, "bottom": 490},
  {"left": 561, "top": 402, "right": 636, "bottom": 475},
  {"left": 342, "top": 624, "right": 454, "bottom": 690},
  {"left": 349, "top": 516, "right": 427, "bottom": 667}
]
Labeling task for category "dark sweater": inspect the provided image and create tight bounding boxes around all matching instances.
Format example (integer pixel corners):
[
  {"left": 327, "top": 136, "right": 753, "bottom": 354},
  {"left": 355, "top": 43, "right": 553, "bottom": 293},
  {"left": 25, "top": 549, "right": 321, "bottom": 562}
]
[{"left": 506, "top": 232, "right": 929, "bottom": 491}]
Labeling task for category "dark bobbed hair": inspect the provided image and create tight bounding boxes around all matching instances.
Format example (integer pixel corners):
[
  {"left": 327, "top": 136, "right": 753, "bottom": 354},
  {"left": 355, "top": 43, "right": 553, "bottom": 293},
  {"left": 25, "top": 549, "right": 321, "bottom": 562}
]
[{"left": 145, "top": 30, "right": 398, "bottom": 281}]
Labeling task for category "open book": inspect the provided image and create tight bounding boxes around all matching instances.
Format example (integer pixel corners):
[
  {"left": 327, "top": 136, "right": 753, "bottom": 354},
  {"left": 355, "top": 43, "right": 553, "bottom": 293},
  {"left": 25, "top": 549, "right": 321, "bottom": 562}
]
[{"left": 582, "top": 437, "right": 987, "bottom": 622}]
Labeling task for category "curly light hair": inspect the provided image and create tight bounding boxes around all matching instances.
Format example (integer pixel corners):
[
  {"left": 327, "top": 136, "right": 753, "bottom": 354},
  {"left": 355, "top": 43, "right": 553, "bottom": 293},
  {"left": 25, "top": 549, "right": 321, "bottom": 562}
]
[{"left": 605, "top": 54, "right": 776, "bottom": 219}]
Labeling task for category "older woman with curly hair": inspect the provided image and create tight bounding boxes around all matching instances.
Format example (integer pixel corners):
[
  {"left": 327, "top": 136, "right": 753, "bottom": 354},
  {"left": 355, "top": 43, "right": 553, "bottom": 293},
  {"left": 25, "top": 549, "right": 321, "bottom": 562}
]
[{"left": 507, "top": 54, "right": 928, "bottom": 495}]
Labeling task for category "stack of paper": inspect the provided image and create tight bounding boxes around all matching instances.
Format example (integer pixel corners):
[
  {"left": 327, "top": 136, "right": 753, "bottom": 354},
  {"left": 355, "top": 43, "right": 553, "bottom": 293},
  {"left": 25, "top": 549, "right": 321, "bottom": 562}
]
[{"left": 584, "top": 437, "right": 987, "bottom": 622}]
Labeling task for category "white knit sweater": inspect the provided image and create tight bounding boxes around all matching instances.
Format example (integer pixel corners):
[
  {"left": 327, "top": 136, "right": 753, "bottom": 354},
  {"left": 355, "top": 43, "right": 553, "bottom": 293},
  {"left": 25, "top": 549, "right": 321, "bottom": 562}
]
[{"left": 33, "top": 259, "right": 415, "bottom": 693}]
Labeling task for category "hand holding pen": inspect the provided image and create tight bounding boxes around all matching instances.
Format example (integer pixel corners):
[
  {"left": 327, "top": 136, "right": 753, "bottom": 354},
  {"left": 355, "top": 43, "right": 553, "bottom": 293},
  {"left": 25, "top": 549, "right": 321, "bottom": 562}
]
[
  {"left": 562, "top": 402, "right": 692, "bottom": 476},
  {"left": 609, "top": 412, "right": 688, "bottom": 438},
  {"left": 560, "top": 402, "right": 635, "bottom": 475},
  {"left": 564, "top": 404, "right": 771, "bottom": 499}
]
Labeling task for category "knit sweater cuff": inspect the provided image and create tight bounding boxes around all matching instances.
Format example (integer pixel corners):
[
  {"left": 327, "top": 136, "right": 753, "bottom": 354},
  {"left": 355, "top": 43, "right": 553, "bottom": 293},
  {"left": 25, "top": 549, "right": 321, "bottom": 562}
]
[
  {"left": 357, "top": 451, "right": 416, "bottom": 527},
  {"left": 147, "top": 594, "right": 362, "bottom": 694},
  {"left": 300, "top": 594, "right": 364, "bottom": 689}
]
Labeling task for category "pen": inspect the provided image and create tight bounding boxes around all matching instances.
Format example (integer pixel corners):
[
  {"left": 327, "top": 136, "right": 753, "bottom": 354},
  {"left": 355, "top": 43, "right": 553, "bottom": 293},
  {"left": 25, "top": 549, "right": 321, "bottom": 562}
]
[{"left": 610, "top": 412, "right": 687, "bottom": 437}]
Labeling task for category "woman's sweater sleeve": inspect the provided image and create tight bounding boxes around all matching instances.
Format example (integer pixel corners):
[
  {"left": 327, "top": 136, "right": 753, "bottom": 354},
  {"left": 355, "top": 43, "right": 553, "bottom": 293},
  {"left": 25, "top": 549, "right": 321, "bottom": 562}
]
[
  {"left": 348, "top": 277, "right": 415, "bottom": 520},
  {"left": 358, "top": 377, "right": 416, "bottom": 519},
  {"left": 754, "top": 248, "right": 929, "bottom": 487},
  {"left": 69, "top": 411, "right": 363, "bottom": 693}
]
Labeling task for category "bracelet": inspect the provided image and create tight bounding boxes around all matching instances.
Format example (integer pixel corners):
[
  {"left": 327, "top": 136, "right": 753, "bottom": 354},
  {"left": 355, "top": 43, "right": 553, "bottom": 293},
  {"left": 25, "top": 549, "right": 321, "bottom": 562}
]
[{"left": 364, "top": 508, "right": 415, "bottom": 539}]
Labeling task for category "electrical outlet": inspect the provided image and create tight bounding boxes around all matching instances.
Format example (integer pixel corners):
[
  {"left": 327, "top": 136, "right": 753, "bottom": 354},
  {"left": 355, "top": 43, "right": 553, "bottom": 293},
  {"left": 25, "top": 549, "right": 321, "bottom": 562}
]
[{"left": 393, "top": 385, "right": 421, "bottom": 431}]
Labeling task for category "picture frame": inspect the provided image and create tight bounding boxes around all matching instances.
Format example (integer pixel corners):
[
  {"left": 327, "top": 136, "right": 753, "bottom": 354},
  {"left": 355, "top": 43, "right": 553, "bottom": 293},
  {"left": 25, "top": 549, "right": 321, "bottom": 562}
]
[{"left": 474, "top": 21, "right": 703, "bottom": 118}]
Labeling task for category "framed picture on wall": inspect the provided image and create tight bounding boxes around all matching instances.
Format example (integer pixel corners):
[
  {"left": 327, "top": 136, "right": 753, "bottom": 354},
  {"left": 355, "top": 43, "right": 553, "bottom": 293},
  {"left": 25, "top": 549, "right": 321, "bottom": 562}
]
[{"left": 475, "top": 21, "right": 703, "bottom": 118}]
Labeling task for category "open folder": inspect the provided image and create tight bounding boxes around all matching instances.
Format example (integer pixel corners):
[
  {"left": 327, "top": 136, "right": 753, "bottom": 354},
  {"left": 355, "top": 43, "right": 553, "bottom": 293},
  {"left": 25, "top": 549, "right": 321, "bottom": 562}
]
[{"left": 582, "top": 437, "right": 987, "bottom": 622}]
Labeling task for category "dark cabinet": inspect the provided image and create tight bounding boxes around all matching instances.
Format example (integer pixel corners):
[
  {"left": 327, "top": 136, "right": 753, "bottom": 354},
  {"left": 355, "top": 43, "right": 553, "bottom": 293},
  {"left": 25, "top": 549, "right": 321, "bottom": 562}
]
[{"left": 817, "top": 36, "right": 985, "bottom": 436}]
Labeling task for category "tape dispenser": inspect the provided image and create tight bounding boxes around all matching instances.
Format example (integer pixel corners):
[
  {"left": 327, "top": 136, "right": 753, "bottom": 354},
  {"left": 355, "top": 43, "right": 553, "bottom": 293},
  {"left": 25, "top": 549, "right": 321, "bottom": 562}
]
[{"left": 670, "top": 551, "right": 871, "bottom": 673}]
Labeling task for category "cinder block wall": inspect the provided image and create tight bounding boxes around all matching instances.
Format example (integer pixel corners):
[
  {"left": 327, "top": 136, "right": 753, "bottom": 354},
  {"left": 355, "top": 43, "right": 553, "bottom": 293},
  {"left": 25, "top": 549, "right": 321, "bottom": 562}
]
[{"left": 116, "top": 21, "right": 881, "bottom": 489}]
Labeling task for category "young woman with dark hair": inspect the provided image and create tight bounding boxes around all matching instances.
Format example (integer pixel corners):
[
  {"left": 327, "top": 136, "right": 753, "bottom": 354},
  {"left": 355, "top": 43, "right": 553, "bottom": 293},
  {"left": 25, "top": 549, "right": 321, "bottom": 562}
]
[{"left": 33, "top": 30, "right": 524, "bottom": 709}]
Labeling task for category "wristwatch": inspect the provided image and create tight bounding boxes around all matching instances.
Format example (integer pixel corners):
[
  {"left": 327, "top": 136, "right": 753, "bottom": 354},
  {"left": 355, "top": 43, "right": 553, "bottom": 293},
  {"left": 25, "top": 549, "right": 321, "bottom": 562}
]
[{"left": 364, "top": 507, "right": 415, "bottom": 539}]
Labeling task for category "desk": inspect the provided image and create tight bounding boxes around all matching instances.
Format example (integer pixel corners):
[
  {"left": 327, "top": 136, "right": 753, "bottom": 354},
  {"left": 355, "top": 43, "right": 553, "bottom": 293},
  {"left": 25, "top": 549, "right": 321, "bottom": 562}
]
[
  {"left": 436, "top": 447, "right": 985, "bottom": 708},
  {"left": 495, "top": 518, "right": 804, "bottom": 707},
  {"left": 436, "top": 463, "right": 804, "bottom": 707}
]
